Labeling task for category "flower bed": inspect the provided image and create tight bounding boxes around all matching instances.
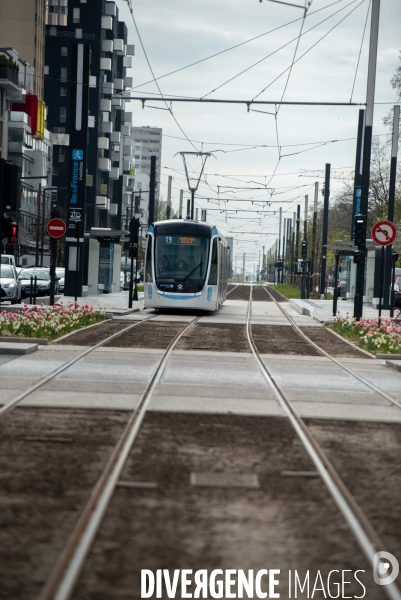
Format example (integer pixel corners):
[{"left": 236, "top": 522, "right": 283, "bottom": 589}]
[
  {"left": 333, "top": 313, "right": 401, "bottom": 354},
  {"left": 0, "top": 302, "right": 105, "bottom": 341}
]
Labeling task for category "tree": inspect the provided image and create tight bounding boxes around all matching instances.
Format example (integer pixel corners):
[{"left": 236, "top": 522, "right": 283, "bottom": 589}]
[{"left": 383, "top": 51, "right": 401, "bottom": 131}]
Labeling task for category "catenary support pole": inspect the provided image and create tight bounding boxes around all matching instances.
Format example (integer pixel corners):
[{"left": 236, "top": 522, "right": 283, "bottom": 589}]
[
  {"left": 166, "top": 176, "right": 172, "bottom": 220},
  {"left": 179, "top": 190, "right": 183, "bottom": 218},
  {"left": 354, "top": 0, "right": 380, "bottom": 320},
  {"left": 148, "top": 156, "right": 156, "bottom": 225},
  {"left": 311, "top": 182, "right": 318, "bottom": 292},
  {"left": 385, "top": 105, "right": 400, "bottom": 309},
  {"left": 320, "top": 164, "right": 330, "bottom": 296}
]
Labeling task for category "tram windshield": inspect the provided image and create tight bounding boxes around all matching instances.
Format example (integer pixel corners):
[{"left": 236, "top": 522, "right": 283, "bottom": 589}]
[{"left": 155, "top": 234, "right": 210, "bottom": 281}]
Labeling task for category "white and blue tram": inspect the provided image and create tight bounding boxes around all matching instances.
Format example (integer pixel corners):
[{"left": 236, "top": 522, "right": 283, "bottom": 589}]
[{"left": 144, "top": 219, "right": 229, "bottom": 311}]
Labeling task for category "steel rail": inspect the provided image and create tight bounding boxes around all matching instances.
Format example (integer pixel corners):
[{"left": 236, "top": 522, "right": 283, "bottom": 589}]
[
  {"left": 226, "top": 284, "right": 239, "bottom": 296},
  {"left": 263, "top": 285, "right": 401, "bottom": 411},
  {"left": 246, "top": 285, "right": 401, "bottom": 599},
  {"left": 0, "top": 315, "right": 156, "bottom": 419},
  {"left": 40, "top": 316, "right": 200, "bottom": 600}
]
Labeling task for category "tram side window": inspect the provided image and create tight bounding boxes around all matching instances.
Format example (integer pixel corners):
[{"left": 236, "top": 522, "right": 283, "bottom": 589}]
[
  {"left": 145, "top": 236, "right": 153, "bottom": 282},
  {"left": 208, "top": 238, "right": 218, "bottom": 285}
]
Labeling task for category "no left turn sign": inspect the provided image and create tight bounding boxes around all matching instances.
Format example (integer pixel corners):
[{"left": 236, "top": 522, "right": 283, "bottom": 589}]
[{"left": 371, "top": 221, "right": 397, "bottom": 247}]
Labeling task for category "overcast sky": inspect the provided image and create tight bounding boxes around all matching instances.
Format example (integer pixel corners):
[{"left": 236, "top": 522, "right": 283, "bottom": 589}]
[{"left": 116, "top": 0, "right": 400, "bottom": 271}]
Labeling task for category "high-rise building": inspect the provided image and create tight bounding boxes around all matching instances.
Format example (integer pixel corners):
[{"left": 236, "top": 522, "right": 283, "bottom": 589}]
[
  {"left": 130, "top": 126, "right": 162, "bottom": 199},
  {"left": 44, "top": 0, "right": 135, "bottom": 231},
  {"left": 0, "top": 0, "right": 47, "bottom": 100}
]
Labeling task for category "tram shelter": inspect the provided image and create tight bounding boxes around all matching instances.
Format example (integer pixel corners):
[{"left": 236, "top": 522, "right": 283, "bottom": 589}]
[{"left": 84, "top": 227, "right": 128, "bottom": 295}]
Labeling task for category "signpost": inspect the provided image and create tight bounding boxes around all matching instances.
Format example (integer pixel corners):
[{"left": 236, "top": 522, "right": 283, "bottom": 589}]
[
  {"left": 47, "top": 218, "right": 66, "bottom": 304},
  {"left": 371, "top": 221, "right": 398, "bottom": 319}
]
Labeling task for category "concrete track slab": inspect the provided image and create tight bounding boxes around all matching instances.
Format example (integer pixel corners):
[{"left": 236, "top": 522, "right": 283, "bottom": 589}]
[
  {"left": 20, "top": 390, "right": 141, "bottom": 410},
  {"left": 148, "top": 396, "right": 283, "bottom": 416},
  {"left": 293, "top": 400, "right": 401, "bottom": 422}
]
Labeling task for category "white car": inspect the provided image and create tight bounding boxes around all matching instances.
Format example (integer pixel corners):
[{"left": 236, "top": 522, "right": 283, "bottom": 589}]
[
  {"left": 56, "top": 268, "right": 65, "bottom": 293},
  {"left": 0, "top": 264, "right": 22, "bottom": 304}
]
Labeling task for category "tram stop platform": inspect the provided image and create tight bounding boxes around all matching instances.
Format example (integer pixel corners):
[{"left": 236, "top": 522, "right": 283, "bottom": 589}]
[
  {"left": 290, "top": 298, "right": 391, "bottom": 323},
  {"left": 59, "top": 291, "right": 145, "bottom": 316}
]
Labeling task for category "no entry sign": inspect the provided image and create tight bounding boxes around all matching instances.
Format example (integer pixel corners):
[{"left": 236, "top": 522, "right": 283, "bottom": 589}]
[
  {"left": 47, "top": 218, "right": 67, "bottom": 239},
  {"left": 371, "top": 221, "right": 397, "bottom": 246}
]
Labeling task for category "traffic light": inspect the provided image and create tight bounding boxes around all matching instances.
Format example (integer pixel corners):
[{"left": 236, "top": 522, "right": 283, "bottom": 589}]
[
  {"left": 301, "top": 240, "right": 308, "bottom": 259},
  {"left": 1, "top": 215, "right": 17, "bottom": 243},
  {"left": 393, "top": 253, "right": 399, "bottom": 264},
  {"left": 9, "top": 221, "right": 17, "bottom": 243},
  {"left": 353, "top": 214, "right": 367, "bottom": 249},
  {"left": 0, "top": 159, "right": 18, "bottom": 212},
  {"left": 353, "top": 250, "right": 364, "bottom": 265},
  {"left": 339, "top": 263, "right": 342, "bottom": 273},
  {"left": 129, "top": 217, "right": 140, "bottom": 243},
  {"left": 274, "top": 259, "right": 283, "bottom": 269}
]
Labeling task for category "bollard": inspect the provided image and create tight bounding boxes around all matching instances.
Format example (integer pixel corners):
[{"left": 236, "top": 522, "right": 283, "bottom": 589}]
[
  {"left": 30, "top": 277, "right": 33, "bottom": 305},
  {"left": 33, "top": 276, "right": 37, "bottom": 304}
]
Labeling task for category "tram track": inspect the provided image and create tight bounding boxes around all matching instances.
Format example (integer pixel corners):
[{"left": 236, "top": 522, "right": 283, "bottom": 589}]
[
  {"left": 38, "top": 315, "right": 200, "bottom": 600},
  {"left": 0, "top": 314, "right": 157, "bottom": 420},
  {"left": 247, "top": 284, "right": 401, "bottom": 599},
  {"left": 262, "top": 284, "right": 401, "bottom": 411}
]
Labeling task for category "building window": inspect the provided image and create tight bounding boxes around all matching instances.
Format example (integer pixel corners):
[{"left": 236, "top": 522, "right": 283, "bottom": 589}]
[
  {"left": 61, "top": 46, "right": 68, "bottom": 56},
  {"left": 73, "top": 8, "right": 80, "bottom": 22},
  {"left": 58, "top": 147, "right": 65, "bottom": 162},
  {"left": 52, "top": 166, "right": 58, "bottom": 176},
  {"left": 44, "top": 65, "right": 49, "bottom": 75},
  {"left": 60, "top": 67, "right": 67, "bottom": 82},
  {"left": 60, "top": 87, "right": 67, "bottom": 96},
  {"left": 50, "top": 27, "right": 57, "bottom": 36},
  {"left": 60, "top": 107, "right": 66, "bottom": 123},
  {"left": 75, "top": 28, "right": 82, "bottom": 39}
]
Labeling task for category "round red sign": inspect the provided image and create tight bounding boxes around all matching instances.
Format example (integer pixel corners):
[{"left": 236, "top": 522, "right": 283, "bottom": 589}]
[
  {"left": 47, "top": 218, "right": 67, "bottom": 239},
  {"left": 371, "top": 221, "right": 397, "bottom": 246}
]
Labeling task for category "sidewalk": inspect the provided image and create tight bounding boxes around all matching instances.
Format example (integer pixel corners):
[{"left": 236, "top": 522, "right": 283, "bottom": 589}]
[
  {"left": 58, "top": 291, "right": 145, "bottom": 316},
  {"left": 290, "top": 297, "right": 391, "bottom": 323}
]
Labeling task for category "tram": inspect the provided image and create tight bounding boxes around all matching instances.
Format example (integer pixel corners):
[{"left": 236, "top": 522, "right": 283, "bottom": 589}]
[{"left": 143, "top": 219, "right": 229, "bottom": 311}]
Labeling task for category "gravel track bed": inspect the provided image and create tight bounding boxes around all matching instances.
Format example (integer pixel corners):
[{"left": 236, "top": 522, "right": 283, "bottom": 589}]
[
  {"left": 303, "top": 326, "right": 372, "bottom": 359},
  {"left": 103, "top": 320, "right": 187, "bottom": 349},
  {"left": 73, "top": 412, "right": 385, "bottom": 600},
  {"left": 225, "top": 285, "right": 251, "bottom": 301},
  {"left": 54, "top": 319, "right": 133, "bottom": 346},
  {"left": 0, "top": 408, "right": 129, "bottom": 600},
  {"left": 264, "top": 286, "right": 289, "bottom": 302},
  {"left": 252, "top": 324, "right": 321, "bottom": 356},
  {"left": 176, "top": 322, "right": 249, "bottom": 353}
]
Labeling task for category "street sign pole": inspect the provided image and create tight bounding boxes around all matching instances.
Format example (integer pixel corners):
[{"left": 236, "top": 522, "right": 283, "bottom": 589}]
[
  {"left": 378, "top": 245, "right": 385, "bottom": 321},
  {"left": 50, "top": 238, "right": 57, "bottom": 305}
]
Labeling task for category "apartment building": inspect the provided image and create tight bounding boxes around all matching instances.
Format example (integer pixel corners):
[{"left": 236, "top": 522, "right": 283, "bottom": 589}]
[
  {"left": 0, "top": 0, "right": 47, "bottom": 100},
  {"left": 0, "top": 47, "right": 51, "bottom": 258},
  {"left": 130, "top": 126, "right": 162, "bottom": 200},
  {"left": 44, "top": 0, "right": 135, "bottom": 230}
]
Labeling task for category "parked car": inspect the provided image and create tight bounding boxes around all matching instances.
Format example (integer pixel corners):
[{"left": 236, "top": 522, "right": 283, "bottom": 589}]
[
  {"left": 0, "top": 264, "right": 22, "bottom": 304},
  {"left": 56, "top": 268, "right": 65, "bottom": 293},
  {"left": 19, "top": 268, "right": 60, "bottom": 298},
  {"left": 1, "top": 254, "right": 16, "bottom": 267}
]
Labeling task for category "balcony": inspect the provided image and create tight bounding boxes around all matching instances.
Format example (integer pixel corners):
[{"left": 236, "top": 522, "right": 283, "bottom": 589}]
[
  {"left": 120, "top": 125, "right": 130, "bottom": 136},
  {"left": 123, "top": 56, "right": 132, "bottom": 68},
  {"left": 98, "top": 157, "right": 111, "bottom": 171},
  {"left": 110, "top": 131, "right": 121, "bottom": 143},
  {"left": 0, "top": 67, "right": 19, "bottom": 91},
  {"left": 96, "top": 196, "right": 110, "bottom": 210},
  {"left": 100, "top": 98, "right": 111, "bottom": 112},
  {"left": 98, "top": 136, "right": 109, "bottom": 150},
  {"left": 124, "top": 77, "right": 133, "bottom": 89},
  {"left": 102, "top": 40, "right": 113, "bottom": 53},
  {"left": 111, "top": 150, "right": 120, "bottom": 162},
  {"left": 113, "top": 39, "right": 125, "bottom": 55},
  {"left": 101, "top": 16, "right": 113, "bottom": 30},
  {"left": 124, "top": 112, "right": 132, "bottom": 124},
  {"left": 111, "top": 98, "right": 123, "bottom": 110},
  {"left": 102, "top": 81, "right": 114, "bottom": 96},
  {"left": 114, "top": 78, "right": 123, "bottom": 91},
  {"left": 109, "top": 167, "right": 119, "bottom": 179},
  {"left": 100, "top": 58, "right": 111, "bottom": 71},
  {"left": 101, "top": 121, "right": 113, "bottom": 134},
  {"left": 109, "top": 204, "right": 118, "bottom": 215},
  {"left": 127, "top": 45, "right": 135, "bottom": 56},
  {"left": 104, "top": 2, "right": 117, "bottom": 16}
]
